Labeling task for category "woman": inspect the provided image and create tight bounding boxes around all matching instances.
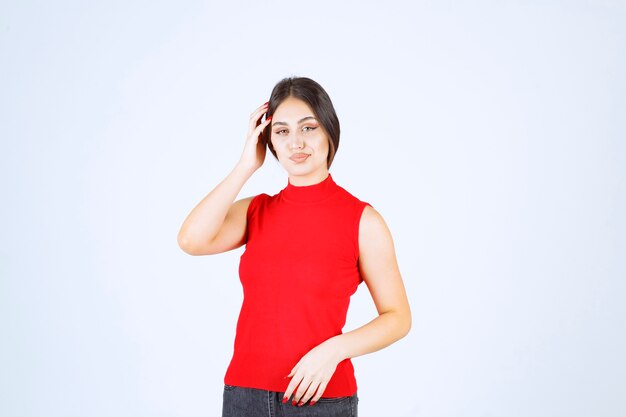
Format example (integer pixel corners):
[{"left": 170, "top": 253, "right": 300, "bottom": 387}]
[{"left": 178, "top": 77, "right": 411, "bottom": 417}]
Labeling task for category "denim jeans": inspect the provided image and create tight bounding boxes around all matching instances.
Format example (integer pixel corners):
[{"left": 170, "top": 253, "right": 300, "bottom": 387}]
[{"left": 222, "top": 385, "right": 358, "bottom": 417}]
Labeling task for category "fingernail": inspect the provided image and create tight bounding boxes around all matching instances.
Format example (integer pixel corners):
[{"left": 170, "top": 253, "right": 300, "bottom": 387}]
[
  {"left": 282, "top": 397, "right": 288, "bottom": 404},
  {"left": 292, "top": 400, "right": 297, "bottom": 406},
  {"left": 264, "top": 102, "right": 269, "bottom": 106},
  {"left": 310, "top": 401, "right": 316, "bottom": 406},
  {"left": 298, "top": 401, "right": 304, "bottom": 407},
  {"left": 267, "top": 116, "right": 272, "bottom": 121}
]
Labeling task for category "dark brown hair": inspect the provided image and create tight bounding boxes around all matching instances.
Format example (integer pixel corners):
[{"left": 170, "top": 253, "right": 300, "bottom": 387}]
[{"left": 262, "top": 77, "right": 340, "bottom": 167}]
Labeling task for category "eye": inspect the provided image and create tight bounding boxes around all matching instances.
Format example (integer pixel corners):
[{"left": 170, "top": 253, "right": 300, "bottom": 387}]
[
  {"left": 302, "top": 126, "right": 317, "bottom": 132},
  {"left": 274, "top": 129, "right": 288, "bottom": 135}
]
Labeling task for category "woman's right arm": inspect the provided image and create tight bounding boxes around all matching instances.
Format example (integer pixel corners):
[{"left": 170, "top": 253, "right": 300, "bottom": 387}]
[{"left": 177, "top": 102, "right": 271, "bottom": 256}]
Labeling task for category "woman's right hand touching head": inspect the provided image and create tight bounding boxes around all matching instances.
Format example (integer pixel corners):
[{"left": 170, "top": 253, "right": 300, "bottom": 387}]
[{"left": 238, "top": 102, "right": 272, "bottom": 174}]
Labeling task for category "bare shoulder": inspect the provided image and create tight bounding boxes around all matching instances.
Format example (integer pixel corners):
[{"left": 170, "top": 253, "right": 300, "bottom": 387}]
[
  {"left": 360, "top": 205, "right": 392, "bottom": 237},
  {"left": 229, "top": 196, "right": 255, "bottom": 216},
  {"left": 359, "top": 205, "right": 395, "bottom": 253},
  {"left": 223, "top": 196, "right": 256, "bottom": 231}
]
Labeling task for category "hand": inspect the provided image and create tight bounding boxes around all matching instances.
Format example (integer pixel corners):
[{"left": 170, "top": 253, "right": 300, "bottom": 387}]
[
  {"left": 237, "top": 102, "right": 271, "bottom": 173},
  {"left": 283, "top": 338, "right": 344, "bottom": 407}
]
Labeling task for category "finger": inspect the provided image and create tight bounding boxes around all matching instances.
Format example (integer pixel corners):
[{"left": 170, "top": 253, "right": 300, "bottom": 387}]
[
  {"left": 249, "top": 101, "right": 269, "bottom": 117},
  {"left": 248, "top": 102, "right": 269, "bottom": 131},
  {"left": 298, "top": 380, "right": 321, "bottom": 406},
  {"left": 282, "top": 373, "right": 301, "bottom": 404},
  {"left": 246, "top": 118, "right": 272, "bottom": 145},
  {"left": 248, "top": 114, "right": 272, "bottom": 140},
  {"left": 292, "top": 377, "right": 313, "bottom": 406},
  {"left": 248, "top": 113, "right": 267, "bottom": 136},
  {"left": 282, "top": 364, "right": 300, "bottom": 403},
  {"left": 309, "top": 381, "right": 329, "bottom": 406}
]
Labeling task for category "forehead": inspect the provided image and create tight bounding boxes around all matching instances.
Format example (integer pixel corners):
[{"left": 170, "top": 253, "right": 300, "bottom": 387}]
[{"left": 273, "top": 97, "right": 315, "bottom": 122}]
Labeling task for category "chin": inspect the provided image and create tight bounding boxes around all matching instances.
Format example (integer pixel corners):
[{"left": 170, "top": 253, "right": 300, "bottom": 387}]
[
  {"left": 284, "top": 166, "right": 315, "bottom": 177},
  {"left": 278, "top": 157, "right": 327, "bottom": 179}
]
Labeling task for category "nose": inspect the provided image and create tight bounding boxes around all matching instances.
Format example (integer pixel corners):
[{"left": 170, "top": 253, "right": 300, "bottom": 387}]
[{"left": 289, "top": 133, "right": 304, "bottom": 150}]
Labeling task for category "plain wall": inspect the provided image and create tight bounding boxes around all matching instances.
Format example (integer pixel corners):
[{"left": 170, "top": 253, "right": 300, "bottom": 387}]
[{"left": 1, "top": 1, "right": 624, "bottom": 416}]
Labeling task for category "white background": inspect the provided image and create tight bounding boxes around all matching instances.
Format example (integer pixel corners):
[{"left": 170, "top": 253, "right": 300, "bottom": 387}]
[{"left": 1, "top": 1, "right": 625, "bottom": 416}]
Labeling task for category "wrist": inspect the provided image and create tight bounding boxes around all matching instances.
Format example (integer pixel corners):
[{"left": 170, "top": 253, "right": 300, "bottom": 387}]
[
  {"left": 327, "top": 335, "right": 348, "bottom": 363},
  {"left": 233, "top": 159, "right": 257, "bottom": 178}
]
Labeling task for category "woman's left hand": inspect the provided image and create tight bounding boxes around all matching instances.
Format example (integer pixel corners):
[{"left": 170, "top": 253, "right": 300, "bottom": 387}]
[{"left": 283, "top": 337, "right": 344, "bottom": 406}]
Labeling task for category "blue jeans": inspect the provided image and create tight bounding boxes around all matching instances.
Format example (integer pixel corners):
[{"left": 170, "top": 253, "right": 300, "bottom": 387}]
[{"left": 222, "top": 385, "right": 358, "bottom": 417}]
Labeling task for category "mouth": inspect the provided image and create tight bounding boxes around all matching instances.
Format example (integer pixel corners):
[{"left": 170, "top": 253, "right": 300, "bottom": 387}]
[{"left": 289, "top": 153, "right": 310, "bottom": 163}]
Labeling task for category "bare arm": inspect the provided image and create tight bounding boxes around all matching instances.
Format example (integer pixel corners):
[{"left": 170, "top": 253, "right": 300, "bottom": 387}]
[
  {"left": 331, "top": 205, "right": 412, "bottom": 356},
  {"left": 177, "top": 167, "right": 253, "bottom": 255},
  {"left": 284, "top": 205, "right": 411, "bottom": 405},
  {"left": 177, "top": 102, "right": 271, "bottom": 256}
]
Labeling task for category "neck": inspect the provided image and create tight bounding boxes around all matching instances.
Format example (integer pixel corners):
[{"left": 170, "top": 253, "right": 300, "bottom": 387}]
[
  {"left": 282, "top": 172, "right": 338, "bottom": 203},
  {"left": 288, "top": 169, "right": 330, "bottom": 186}
]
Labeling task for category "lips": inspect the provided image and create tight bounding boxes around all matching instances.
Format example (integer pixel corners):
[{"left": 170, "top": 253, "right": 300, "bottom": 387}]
[{"left": 289, "top": 153, "right": 310, "bottom": 163}]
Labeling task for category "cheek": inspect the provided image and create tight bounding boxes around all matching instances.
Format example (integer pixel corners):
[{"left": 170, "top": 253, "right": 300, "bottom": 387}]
[
  {"left": 270, "top": 135, "right": 280, "bottom": 151},
  {"left": 318, "top": 136, "right": 330, "bottom": 155},
  {"left": 270, "top": 133, "right": 285, "bottom": 146},
  {"left": 270, "top": 136, "right": 287, "bottom": 158}
]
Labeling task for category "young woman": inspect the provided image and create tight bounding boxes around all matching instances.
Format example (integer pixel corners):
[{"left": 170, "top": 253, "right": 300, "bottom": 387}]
[{"left": 178, "top": 77, "right": 411, "bottom": 417}]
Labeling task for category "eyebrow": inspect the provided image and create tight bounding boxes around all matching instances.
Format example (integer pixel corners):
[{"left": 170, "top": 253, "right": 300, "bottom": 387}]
[{"left": 271, "top": 116, "right": 317, "bottom": 127}]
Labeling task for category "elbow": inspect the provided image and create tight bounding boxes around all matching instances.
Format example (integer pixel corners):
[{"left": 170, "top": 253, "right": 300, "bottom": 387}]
[
  {"left": 404, "top": 311, "right": 412, "bottom": 338},
  {"left": 177, "top": 232, "right": 201, "bottom": 256},
  {"left": 177, "top": 231, "right": 218, "bottom": 256},
  {"left": 177, "top": 233, "right": 193, "bottom": 255},
  {"left": 396, "top": 308, "right": 412, "bottom": 340},
  {"left": 400, "top": 313, "right": 412, "bottom": 339},
  {"left": 380, "top": 308, "right": 412, "bottom": 341}
]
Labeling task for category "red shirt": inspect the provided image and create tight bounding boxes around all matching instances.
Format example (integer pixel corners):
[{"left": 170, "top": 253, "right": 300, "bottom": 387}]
[{"left": 224, "top": 174, "right": 369, "bottom": 397}]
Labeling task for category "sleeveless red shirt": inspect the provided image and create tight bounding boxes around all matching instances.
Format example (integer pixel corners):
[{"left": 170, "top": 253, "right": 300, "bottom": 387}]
[{"left": 224, "top": 174, "right": 369, "bottom": 397}]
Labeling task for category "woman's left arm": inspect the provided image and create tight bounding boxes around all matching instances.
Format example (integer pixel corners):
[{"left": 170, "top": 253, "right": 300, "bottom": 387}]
[
  {"left": 337, "top": 205, "right": 412, "bottom": 355},
  {"left": 284, "top": 206, "right": 411, "bottom": 406}
]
